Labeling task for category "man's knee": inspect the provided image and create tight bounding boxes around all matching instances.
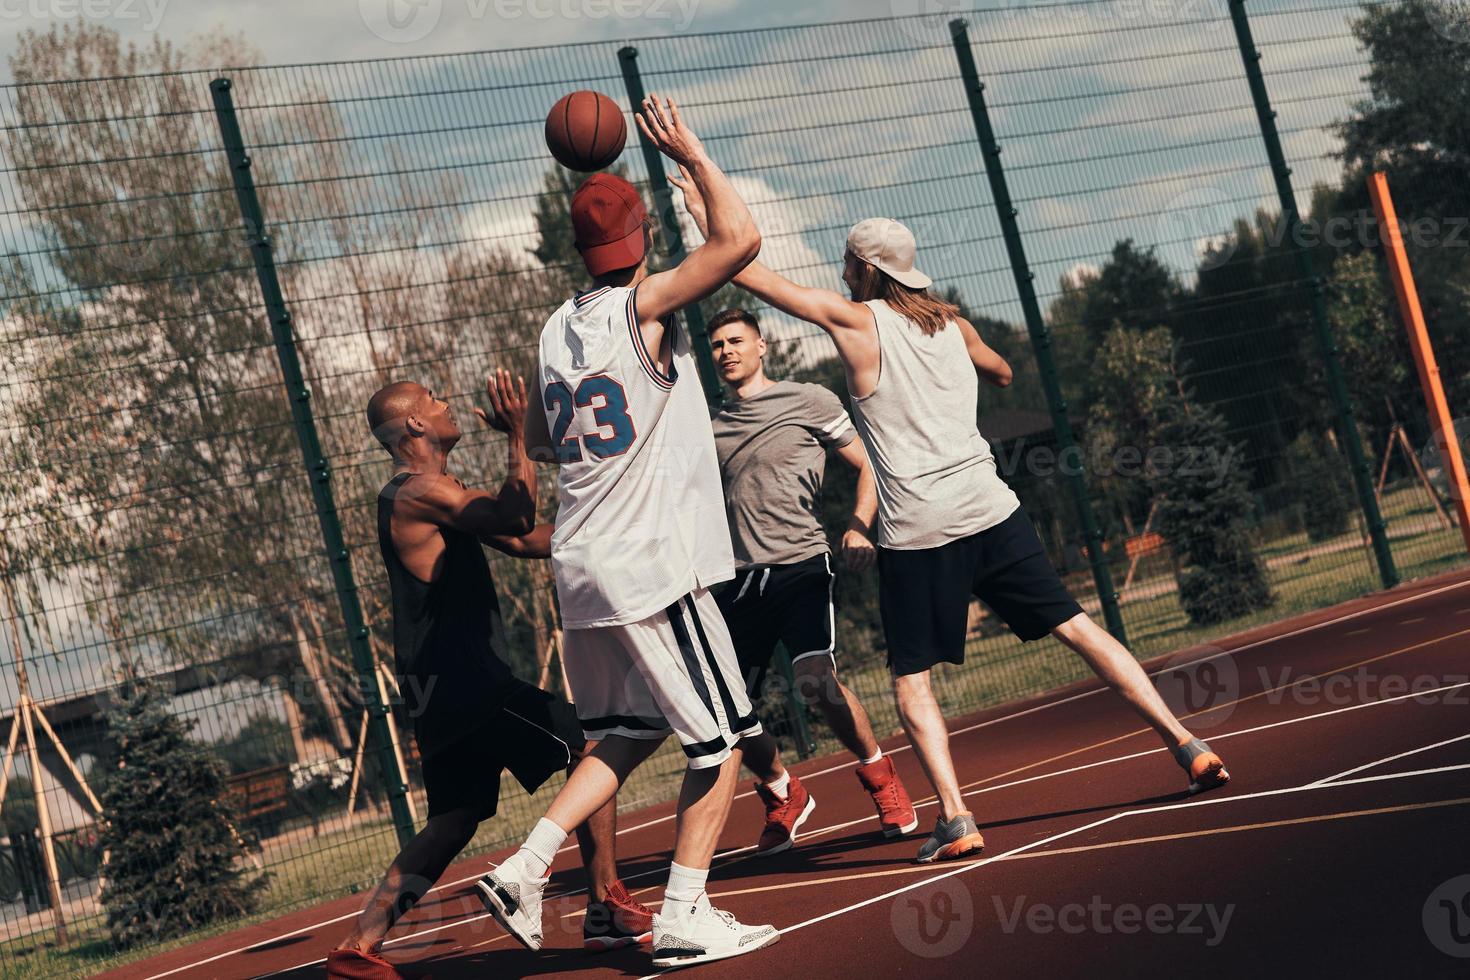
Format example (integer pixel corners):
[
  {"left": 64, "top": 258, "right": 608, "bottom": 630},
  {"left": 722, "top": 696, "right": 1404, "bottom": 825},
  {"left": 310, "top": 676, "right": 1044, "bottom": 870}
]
[
  {"left": 793, "top": 656, "right": 840, "bottom": 706},
  {"left": 425, "top": 808, "right": 478, "bottom": 851}
]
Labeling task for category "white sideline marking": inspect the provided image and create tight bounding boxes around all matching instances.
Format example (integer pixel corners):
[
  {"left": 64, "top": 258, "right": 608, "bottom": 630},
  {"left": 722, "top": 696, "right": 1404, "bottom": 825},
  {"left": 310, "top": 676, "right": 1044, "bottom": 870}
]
[
  {"left": 637, "top": 762, "right": 1470, "bottom": 979},
  {"left": 145, "top": 576, "right": 1470, "bottom": 980},
  {"left": 1310, "top": 732, "right": 1470, "bottom": 785}
]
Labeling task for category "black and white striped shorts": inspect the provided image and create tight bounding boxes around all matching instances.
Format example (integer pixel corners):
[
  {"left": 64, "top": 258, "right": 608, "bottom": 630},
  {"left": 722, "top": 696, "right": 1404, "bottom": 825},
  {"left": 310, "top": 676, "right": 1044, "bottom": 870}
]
[{"left": 561, "top": 587, "right": 761, "bottom": 770}]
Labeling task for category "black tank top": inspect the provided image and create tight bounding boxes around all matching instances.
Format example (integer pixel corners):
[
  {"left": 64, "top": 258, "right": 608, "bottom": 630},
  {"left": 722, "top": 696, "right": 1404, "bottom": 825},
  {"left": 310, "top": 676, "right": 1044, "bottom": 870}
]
[{"left": 377, "top": 472, "right": 515, "bottom": 759}]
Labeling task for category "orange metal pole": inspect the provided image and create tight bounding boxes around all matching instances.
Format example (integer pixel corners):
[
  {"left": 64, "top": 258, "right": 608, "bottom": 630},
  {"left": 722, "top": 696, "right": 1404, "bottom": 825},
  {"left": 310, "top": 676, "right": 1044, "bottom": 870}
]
[{"left": 1367, "top": 172, "right": 1470, "bottom": 555}]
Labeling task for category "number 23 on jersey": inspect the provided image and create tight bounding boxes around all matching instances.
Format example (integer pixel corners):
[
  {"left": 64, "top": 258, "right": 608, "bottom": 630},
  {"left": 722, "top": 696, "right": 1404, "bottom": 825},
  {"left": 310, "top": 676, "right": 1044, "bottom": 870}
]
[{"left": 544, "top": 375, "right": 636, "bottom": 463}]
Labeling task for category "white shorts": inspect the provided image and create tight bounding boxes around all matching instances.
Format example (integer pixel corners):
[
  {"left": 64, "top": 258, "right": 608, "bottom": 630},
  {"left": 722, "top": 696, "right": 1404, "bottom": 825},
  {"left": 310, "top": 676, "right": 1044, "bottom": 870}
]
[{"left": 561, "top": 587, "right": 761, "bottom": 770}]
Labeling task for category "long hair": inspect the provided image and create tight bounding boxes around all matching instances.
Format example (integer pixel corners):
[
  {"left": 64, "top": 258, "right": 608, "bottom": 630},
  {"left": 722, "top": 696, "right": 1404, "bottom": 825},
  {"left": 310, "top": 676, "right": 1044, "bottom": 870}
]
[{"left": 847, "top": 254, "right": 960, "bottom": 337}]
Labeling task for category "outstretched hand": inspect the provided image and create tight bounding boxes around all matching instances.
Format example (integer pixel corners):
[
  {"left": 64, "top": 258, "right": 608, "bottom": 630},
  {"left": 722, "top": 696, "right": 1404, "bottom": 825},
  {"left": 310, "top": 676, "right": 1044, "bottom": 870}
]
[
  {"left": 667, "top": 163, "right": 710, "bottom": 238},
  {"left": 474, "top": 368, "right": 528, "bottom": 437},
  {"left": 636, "top": 94, "right": 706, "bottom": 169}
]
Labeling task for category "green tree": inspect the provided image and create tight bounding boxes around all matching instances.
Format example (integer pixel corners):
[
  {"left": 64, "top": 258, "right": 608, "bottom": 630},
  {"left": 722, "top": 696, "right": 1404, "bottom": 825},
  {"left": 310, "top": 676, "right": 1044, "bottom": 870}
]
[
  {"left": 1152, "top": 398, "right": 1274, "bottom": 627},
  {"left": 98, "top": 677, "right": 263, "bottom": 947},
  {"left": 1331, "top": 0, "right": 1470, "bottom": 408},
  {"left": 1284, "top": 433, "right": 1354, "bottom": 542}
]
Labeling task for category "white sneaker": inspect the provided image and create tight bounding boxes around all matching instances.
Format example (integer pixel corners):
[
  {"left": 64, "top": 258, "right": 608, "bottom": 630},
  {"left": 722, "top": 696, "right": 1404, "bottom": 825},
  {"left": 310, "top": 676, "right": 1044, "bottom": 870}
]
[
  {"left": 651, "top": 893, "right": 780, "bottom": 968},
  {"left": 475, "top": 860, "right": 547, "bottom": 951}
]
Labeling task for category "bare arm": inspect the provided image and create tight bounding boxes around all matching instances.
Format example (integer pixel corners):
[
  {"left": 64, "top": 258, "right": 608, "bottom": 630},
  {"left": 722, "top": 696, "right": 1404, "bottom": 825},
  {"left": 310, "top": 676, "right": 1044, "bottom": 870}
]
[
  {"left": 834, "top": 438, "right": 878, "bottom": 572},
  {"left": 488, "top": 522, "right": 553, "bottom": 559},
  {"left": 955, "top": 316, "right": 1013, "bottom": 388},
  {"left": 406, "top": 471, "right": 534, "bottom": 542},
  {"left": 669, "top": 168, "right": 867, "bottom": 337},
  {"left": 633, "top": 96, "right": 760, "bottom": 365},
  {"left": 408, "top": 370, "right": 537, "bottom": 541},
  {"left": 523, "top": 382, "right": 556, "bottom": 464}
]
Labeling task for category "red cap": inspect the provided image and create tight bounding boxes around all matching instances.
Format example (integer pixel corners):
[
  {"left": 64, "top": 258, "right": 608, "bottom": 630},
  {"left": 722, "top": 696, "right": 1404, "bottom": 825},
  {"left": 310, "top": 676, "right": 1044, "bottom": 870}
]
[{"left": 571, "top": 173, "right": 648, "bottom": 276}]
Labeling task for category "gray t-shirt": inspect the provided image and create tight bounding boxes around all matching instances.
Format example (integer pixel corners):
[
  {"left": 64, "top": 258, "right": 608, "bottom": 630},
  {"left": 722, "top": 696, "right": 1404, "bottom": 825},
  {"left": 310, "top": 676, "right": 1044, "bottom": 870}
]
[{"left": 711, "top": 380, "right": 857, "bottom": 568}]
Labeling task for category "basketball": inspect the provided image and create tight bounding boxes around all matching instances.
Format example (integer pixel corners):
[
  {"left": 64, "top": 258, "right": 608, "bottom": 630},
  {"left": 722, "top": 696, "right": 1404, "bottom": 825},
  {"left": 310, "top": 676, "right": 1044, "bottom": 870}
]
[{"left": 545, "top": 90, "right": 626, "bottom": 172}]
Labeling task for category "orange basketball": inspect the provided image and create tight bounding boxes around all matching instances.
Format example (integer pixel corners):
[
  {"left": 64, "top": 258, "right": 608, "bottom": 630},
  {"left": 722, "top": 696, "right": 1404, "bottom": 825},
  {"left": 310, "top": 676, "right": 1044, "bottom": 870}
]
[{"left": 545, "top": 90, "right": 626, "bottom": 172}]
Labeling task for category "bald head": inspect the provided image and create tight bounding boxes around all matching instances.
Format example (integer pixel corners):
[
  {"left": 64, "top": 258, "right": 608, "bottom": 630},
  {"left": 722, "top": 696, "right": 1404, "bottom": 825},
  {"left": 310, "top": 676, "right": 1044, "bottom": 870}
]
[{"left": 367, "top": 381, "right": 428, "bottom": 450}]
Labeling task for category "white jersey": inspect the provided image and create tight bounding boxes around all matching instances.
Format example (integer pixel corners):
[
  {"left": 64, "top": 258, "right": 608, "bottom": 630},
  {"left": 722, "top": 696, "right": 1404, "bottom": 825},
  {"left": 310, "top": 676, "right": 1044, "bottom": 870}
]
[{"left": 538, "top": 284, "right": 734, "bottom": 629}]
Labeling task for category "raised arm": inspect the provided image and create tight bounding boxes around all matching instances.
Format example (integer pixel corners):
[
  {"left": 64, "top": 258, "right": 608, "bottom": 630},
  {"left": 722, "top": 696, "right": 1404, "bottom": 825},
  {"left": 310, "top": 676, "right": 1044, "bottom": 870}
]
[
  {"left": 954, "top": 317, "right": 1013, "bottom": 388},
  {"left": 668, "top": 167, "right": 869, "bottom": 337},
  {"left": 407, "top": 370, "right": 537, "bottom": 540},
  {"left": 633, "top": 96, "right": 760, "bottom": 352}
]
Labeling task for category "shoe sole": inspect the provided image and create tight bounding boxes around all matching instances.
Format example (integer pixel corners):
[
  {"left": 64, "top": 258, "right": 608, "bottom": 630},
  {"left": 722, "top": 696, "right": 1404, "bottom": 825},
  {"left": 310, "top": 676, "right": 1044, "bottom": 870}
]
[
  {"left": 651, "top": 928, "right": 781, "bottom": 969},
  {"left": 915, "top": 832, "right": 986, "bottom": 864},
  {"left": 883, "top": 815, "right": 921, "bottom": 838},
  {"left": 474, "top": 878, "right": 540, "bottom": 951},
  {"left": 754, "top": 794, "right": 817, "bottom": 857},
  {"left": 584, "top": 931, "right": 653, "bottom": 952}
]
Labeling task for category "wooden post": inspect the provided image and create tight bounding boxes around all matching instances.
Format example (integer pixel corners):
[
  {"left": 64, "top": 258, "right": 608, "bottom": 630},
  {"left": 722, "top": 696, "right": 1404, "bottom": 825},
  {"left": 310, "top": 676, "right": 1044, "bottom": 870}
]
[
  {"left": 374, "top": 663, "right": 416, "bottom": 823},
  {"left": 345, "top": 711, "right": 369, "bottom": 818},
  {"left": 19, "top": 697, "right": 68, "bottom": 943},
  {"left": 1367, "top": 172, "right": 1470, "bottom": 555},
  {"left": 0, "top": 708, "right": 22, "bottom": 820}
]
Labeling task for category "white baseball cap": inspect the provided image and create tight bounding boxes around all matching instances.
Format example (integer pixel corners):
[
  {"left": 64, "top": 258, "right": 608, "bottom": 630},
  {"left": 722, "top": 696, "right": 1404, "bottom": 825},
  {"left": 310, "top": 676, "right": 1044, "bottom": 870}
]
[{"left": 845, "top": 217, "right": 932, "bottom": 289}]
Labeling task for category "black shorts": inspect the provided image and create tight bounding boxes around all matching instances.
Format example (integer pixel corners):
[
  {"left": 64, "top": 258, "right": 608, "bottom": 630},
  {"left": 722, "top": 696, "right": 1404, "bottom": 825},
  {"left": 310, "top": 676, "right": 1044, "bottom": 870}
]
[
  {"left": 419, "top": 678, "right": 586, "bottom": 820},
  {"left": 713, "top": 552, "right": 836, "bottom": 700},
  {"left": 878, "top": 507, "right": 1084, "bottom": 676}
]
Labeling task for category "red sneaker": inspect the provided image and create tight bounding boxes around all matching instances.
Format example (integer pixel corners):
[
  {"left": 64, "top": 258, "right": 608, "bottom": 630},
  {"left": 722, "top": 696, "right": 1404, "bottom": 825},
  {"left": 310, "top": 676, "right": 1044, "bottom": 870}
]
[
  {"left": 856, "top": 756, "right": 919, "bottom": 837},
  {"left": 753, "top": 774, "right": 816, "bottom": 856},
  {"left": 584, "top": 879, "right": 654, "bottom": 951},
  {"left": 327, "top": 947, "right": 405, "bottom": 980}
]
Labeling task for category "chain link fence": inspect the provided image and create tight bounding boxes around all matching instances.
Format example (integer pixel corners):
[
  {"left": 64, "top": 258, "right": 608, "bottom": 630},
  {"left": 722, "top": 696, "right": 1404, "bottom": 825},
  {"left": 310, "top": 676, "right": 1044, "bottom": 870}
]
[{"left": 0, "top": 0, "right": 1465, "bottom": 971}]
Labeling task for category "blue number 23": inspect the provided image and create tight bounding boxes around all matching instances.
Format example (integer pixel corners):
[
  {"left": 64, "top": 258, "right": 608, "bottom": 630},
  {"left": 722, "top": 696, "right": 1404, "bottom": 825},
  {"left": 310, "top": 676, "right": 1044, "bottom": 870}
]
[{"left": 544, "top": 375, "right": 636, "bottom": 463}]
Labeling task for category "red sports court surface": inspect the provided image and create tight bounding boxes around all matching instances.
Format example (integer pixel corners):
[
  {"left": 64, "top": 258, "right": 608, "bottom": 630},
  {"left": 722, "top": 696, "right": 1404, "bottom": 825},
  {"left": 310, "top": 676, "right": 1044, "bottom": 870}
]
[{"left": 111, "top": 569, "right": 1470, "bottom": 979}]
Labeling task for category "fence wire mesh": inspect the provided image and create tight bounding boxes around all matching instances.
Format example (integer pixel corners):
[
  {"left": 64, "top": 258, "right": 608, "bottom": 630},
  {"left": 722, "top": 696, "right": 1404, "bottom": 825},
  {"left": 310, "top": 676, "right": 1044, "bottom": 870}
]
[{"left": 0, "top": 0, "right": 1464, "bottom": 971}]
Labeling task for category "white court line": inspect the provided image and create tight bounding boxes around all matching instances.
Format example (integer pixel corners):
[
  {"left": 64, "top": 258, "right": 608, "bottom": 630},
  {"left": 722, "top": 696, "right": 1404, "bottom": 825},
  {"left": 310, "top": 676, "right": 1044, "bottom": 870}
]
[
  {"left": 258, "top": 678, "right": 1470, "bottom": 978},
  {"left": 1311, "top": 732, "right": 1470, "bottom": 785},
  {"left": 148, "top": 576, "right": 1470, "bottom": 980},
  {"left": 637, "top": 761, "right": 1470, "bottom": 979}
]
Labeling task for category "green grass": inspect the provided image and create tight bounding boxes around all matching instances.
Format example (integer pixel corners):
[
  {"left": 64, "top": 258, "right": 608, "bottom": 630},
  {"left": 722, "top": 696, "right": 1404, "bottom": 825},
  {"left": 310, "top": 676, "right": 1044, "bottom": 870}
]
[{"left": 5, "top": 483, "right": 1466, "bottom": 978}]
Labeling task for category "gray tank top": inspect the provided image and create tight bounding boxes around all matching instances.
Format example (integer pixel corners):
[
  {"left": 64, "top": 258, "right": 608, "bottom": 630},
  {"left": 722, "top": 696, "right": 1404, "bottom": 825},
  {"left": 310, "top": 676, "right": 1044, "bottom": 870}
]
[{"left": 849, "top": 299, "right": 1020, "bottom": 550}]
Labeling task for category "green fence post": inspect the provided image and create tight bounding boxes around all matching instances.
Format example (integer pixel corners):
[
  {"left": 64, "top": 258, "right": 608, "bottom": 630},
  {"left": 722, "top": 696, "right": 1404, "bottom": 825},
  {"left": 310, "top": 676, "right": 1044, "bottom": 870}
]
[
  {"left": 209, "top": 77, "right": 417, "bottom": 848},
  {"left": 617, "top": 46, "right": 724, "bottom": 406},
  {"left": 949, "top": 19, "right": 1129, "bottom": 644},
  {"left": 1226, "top": 0, "right": 1398, "bottom": 590}
]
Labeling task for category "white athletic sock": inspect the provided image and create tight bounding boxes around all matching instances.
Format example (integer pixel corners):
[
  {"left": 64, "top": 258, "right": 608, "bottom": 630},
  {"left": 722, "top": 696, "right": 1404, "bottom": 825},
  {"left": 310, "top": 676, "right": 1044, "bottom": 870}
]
[
  {"left": 663, "top": 862, "right": 708, "bottom": 912},
  {"left": 764, "top": 770, "right": 791, "bottom": 800},
  {"left": 860, "top": 748, "right": 884, "bottom": 765},
  {"left": 512, "top": 817, "right": 566, "bottom": 879}
]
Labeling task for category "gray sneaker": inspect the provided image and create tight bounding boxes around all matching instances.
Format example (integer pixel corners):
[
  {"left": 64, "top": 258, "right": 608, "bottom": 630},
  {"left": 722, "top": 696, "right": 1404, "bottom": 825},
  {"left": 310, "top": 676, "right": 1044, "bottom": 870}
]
[
  {"left": 915, "top": 811, "right": 985, "bottom": 864},
  {"left": 475, "top": 861, "right": 546, "bottom": 950},
  {"left": 651, "top": 893, "right": 780, "bottom": 968}
]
